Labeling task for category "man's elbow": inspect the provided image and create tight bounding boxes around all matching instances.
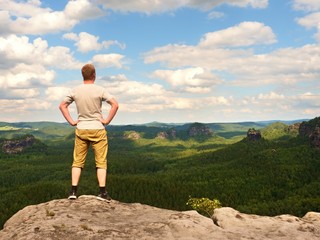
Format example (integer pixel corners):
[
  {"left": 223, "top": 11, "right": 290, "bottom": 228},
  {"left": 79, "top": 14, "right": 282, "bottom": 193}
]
[
  {"left": 111, "top": 99, "right": 119, "bottom": 110},
  {"left": 114, "top": 102, "right": 119, "bottom": 110},
  {"left": 59, "top": 102, "right": 66, "bottom": 111}
]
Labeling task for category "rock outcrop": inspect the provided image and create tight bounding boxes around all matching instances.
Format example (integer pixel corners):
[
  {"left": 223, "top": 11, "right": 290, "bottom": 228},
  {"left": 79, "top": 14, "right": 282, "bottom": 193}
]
[
  {"left": 123, "top": 131, "right": 141, "bottom": 140},
  {"left": 309, "top": 126, "right": 320, "bottom": 149},
  {"left": 156, "top": 129, "right": 177, "bottom": 139},
  {"left": 287, "top": 122, "right": 300, "bottom": 134},
  {"left": 156, "top": 131, "right": 169, "bottom": 139},
  {"left": 0, "top": 195, "right": 320, "bottom": 240},
  {"left": 1, "top": 135, "right": 37, "bottom": 154},
  {"left": 188, "top": 123, "right": 213, "bottom": 137},
  {"left": 299, "top": 117, "right": 320, "bottom": 149},
  {"left": 246, "top": 128, "right": 262, "bottom": 141}
]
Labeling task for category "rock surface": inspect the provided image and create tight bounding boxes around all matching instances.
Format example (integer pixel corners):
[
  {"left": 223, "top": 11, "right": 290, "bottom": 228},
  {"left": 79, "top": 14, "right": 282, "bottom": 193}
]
[{"left": 0, "top": 195, "right": 320, "bottom": 240}]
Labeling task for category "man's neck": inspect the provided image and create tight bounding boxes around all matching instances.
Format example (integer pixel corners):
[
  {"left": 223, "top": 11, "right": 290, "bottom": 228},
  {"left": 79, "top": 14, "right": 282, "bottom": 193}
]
[{"left": 83, "top": 80, "right": 95, "bottom": 84}]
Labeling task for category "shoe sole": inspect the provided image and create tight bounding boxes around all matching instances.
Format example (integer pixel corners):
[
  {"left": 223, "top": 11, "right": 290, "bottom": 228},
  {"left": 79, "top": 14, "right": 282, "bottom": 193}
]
[
  {"left": 68, "top": 196, "right": 77, "bottom": 200},
  {"left": 96, "top": 196, "right": 111, "bottom": 202}
]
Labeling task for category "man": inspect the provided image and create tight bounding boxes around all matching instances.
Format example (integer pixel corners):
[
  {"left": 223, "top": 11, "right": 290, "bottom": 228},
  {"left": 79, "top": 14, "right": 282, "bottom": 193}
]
[{"left": 59, "top": 63, "right": 119, "bottom": 201}]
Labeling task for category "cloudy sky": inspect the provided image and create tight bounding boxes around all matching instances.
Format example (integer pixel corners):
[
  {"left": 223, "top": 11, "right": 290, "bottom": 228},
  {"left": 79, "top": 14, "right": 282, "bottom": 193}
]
[{"left": 1, "top": 0, "right": 320, "bottom": 125}]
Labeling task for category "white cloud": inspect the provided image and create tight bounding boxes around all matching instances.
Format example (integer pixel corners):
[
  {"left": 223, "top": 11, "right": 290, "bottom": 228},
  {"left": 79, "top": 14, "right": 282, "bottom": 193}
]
[
  {"left": 0, "top": 0, "right": 47, "bottom": 18},
  {"left": 0, "top": 63, "right": 54, "bottom": 90},
  {"left": 20, "top": 98, "right": 51, "bottom": 111},
  {"left": 207, "top": 11, "right": 224, "bottom": 19},
  {"left": 199, "top": 22, "right": 276, "bottom": 48},
  {"left": 45, "top": 87, "right": 71, "bottom": 101},
  {"left": 144, "top": 22, "right": 320, "bottom": 89},
  {"left": 76, "top": 32, "right": 102, "bottom": 53},
  {"left": 258, "top": 92, "right": 285, "bottom": 100},
  {"left": 0, "top": 88, "right": 40, "bottom": 99},
  {"left": 0, "top": 0, "right": 104, "bottom": 35},
  {"left": 63, "top": 32, "right": 126, "bottom": 53},
  {"left": 0, "top": 98, "right": 51, "bottom": 113},
  {"left": 296, "top": 12, "right": 320, "bottom": 29},
  {"left": 92, "top": 54, "right": 125, "bottom": 68},
  {"left": 203, "top": 96, "right": 233, "bottom": 106},
  {"left": 294, "top": 1, "right": 320, "bottom": 42},
  {"left": 0, "top": 35, "right": 81, "bottom": 69},
  {"left": 211, "top": 0, "right": 268, "bottom": 9},
  {"left": 185, "top": 86, "right": 211, "bottom": 93},
  {"left": 101, "top": 75, "right": 167, "bottom": 99},
  {"left": 0, "top": 11, "right": 12, "bottom": 35},
  {"left": 11, "top": 11, "right": 77, "bottom": 35},
  {"left": 98, "top": 74, "right": 232, "bottom": 115},
  {"left": 62, "top": 33, "right": 78, "bottom": 41},
  {"left": 64, "top": 0, "right": 104, "bottom": 20},
  {"left": 45, "top": 46, "right": 83, "bottom": 70},
  {"left": 293, "top": 0, "right": 320, "bottom": 12},
  {"left": 152, "top": 67, "right": 222, "bottom": 93},
  {"left": 98, "top": 0, "right": 268, "bottom": 14}
]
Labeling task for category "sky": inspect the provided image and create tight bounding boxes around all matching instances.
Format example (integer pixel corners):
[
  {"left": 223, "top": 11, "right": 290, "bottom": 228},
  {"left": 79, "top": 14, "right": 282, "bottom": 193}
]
[{"left": 1, "top": 0, "right": 320, "bottom": 125}]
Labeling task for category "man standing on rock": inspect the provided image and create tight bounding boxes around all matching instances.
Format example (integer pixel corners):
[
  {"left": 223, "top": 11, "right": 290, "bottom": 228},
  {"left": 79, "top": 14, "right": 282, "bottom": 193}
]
[{"left": 59, "top": 63, "right": 119, "bottom": 201}]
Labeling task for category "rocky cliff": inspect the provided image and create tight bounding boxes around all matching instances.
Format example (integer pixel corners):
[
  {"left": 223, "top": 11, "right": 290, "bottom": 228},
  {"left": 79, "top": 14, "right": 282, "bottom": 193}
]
[
  {"left": 188, "top": 123, "right": 213, "bottom": 137},
  {"left": 1, "top": 135, "right": 37, "bottom": 154},
  {"left": 246, "top": 128, "right": 262, "bottom": 141},
  {"left": 299, "top": 117, "right": 320, "bottom": 149},
  {"left": 0, "top": 195, "right": 319, "bottom": 240},
  {"left": 156, "top": 129, "right": 177, "bottom": 139}
]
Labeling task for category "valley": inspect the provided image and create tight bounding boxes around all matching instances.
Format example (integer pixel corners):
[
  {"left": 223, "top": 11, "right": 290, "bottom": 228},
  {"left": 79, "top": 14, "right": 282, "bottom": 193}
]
[{"left": 0, "top": 119, "right": 319, "bottom": 229}]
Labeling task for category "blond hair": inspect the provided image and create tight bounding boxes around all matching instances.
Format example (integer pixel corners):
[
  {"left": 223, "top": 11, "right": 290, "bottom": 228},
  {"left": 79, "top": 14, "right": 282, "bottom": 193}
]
[{"left": 81, "top": 64, "right": 95, "bottom": 80}]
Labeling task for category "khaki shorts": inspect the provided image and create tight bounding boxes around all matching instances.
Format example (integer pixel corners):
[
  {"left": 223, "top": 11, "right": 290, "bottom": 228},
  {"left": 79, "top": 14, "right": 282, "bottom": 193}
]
[{"left": 72, "top": 129, "right": 108, "bottom": 169}]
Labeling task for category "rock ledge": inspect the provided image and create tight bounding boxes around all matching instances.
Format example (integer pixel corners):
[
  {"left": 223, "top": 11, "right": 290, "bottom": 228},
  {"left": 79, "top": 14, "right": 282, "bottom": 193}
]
[{"left": 0, "top": 195, "right": 320, "bottom": 240}]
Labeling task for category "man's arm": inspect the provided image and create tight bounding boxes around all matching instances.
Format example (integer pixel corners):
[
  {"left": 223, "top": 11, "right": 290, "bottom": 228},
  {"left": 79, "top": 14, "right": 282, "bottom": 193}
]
[
  {"left": 59, "top": 101, "right": 78, "bottom": 126},
  {"left": 100, "top": 98, "right": 119, "bottom": 126}
]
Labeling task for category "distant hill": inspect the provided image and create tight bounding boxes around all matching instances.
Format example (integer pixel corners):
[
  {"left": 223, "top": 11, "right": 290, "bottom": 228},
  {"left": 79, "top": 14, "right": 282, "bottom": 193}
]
[
  {"left": 0, "top": 121, "right": 74, "bottom": 141},
  {"left": 260, "top": 122, "right": 298, "bottom": 140}
]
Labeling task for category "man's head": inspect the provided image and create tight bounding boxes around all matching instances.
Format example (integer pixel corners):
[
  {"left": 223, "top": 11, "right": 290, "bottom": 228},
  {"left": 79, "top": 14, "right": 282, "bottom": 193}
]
[{"left": 81, "top": 64, "right": 96, "bottom": 81}]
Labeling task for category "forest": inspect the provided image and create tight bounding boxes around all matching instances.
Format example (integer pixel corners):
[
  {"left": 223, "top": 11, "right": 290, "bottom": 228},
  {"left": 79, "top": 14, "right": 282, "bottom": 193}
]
[{"left": 0, "top": 119, "right": 320, "bottom": 229}]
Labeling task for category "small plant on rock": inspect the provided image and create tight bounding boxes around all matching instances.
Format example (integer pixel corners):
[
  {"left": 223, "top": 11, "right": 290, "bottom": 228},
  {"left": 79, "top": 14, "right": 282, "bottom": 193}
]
[{"left": 186, "top": 197, "right": 221, "bottom": 217}]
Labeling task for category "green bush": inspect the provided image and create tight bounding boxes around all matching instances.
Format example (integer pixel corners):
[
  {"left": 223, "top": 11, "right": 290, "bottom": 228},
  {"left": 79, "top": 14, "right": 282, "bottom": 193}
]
[{"left": 186, "top": 197, "right": 221, "bottom": 217}]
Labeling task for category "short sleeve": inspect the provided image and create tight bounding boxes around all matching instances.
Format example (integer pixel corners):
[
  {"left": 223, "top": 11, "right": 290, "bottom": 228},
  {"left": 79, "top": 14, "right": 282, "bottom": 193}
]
[
  {"left": 102, "top": 88, "right": 113, "bottom": 102},
  {"left": 63, "top": 89, "right": 74, "bottom": 104}
]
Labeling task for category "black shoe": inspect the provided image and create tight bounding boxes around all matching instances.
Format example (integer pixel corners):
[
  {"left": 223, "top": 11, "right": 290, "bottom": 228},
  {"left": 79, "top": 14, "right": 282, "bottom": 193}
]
[
  {"left": 68, "top": 190, "right": 77, "bottom": 200},
  {"left": 97, "top": 192, "right": 111, "bottom": 202}
]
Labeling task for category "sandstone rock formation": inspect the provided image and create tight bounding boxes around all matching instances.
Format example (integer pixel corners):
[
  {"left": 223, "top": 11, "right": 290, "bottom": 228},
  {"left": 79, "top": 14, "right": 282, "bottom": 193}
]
[
  {"left": 0, "top": 195, "right": 319, "bottom": 240},
  {"left": 156, "top": 129, "right": 177, "bottom": 139},
  {"left": 188, "top": 123, "right": 213, "bottom": 137},
  {"left": 123, "top": 131, "right": 141, "bottom": 140},
  {"left": 309, "top": 126, "right": 320, "bottom": 149},
  {"left": 156, "top": 131, "right": 169, "bottom": 139},
  {"left": 299, "top": 117, "right": 320, "bottom": 149},
  {"left": 246, "top": 128, "right": 262, "bottom": 141},
  {"left": 1, "top": 135, "right": 36, "bottom": 154},
  {"left": 287, "top": 122, "right": 300, "bottom": 134}
]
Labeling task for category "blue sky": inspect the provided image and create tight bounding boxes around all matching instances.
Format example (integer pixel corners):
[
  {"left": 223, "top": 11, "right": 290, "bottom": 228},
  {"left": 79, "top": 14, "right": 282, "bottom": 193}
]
[{"left": 1, "top": 0, "right": 320, "bottom": 125}]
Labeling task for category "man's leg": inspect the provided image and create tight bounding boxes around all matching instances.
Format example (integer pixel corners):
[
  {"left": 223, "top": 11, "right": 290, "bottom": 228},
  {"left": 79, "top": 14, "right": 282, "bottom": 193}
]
[
  {"left": 68, "top": 167, "right": 82, "bottom": 200},
  {"left": 72, "top": 167, "right": 82, "bottom": 186},
  {"left": 96, "top": 168, "right": 111, "bottom": 201},
  {"left": 92, "top": 129, "right": 110, "bottom": 201},
  {"left": 69, "top": 129, "right": 89, "bottom": 200},
  {"left": 97, "top": 168, "right": 106, "bottom": 187}
]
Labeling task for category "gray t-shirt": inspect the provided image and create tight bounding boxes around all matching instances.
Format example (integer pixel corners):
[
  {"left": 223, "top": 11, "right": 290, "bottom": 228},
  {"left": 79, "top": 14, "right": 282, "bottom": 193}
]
[{"left": 64, "top": 84, "right": 113, "bottom": 129}]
